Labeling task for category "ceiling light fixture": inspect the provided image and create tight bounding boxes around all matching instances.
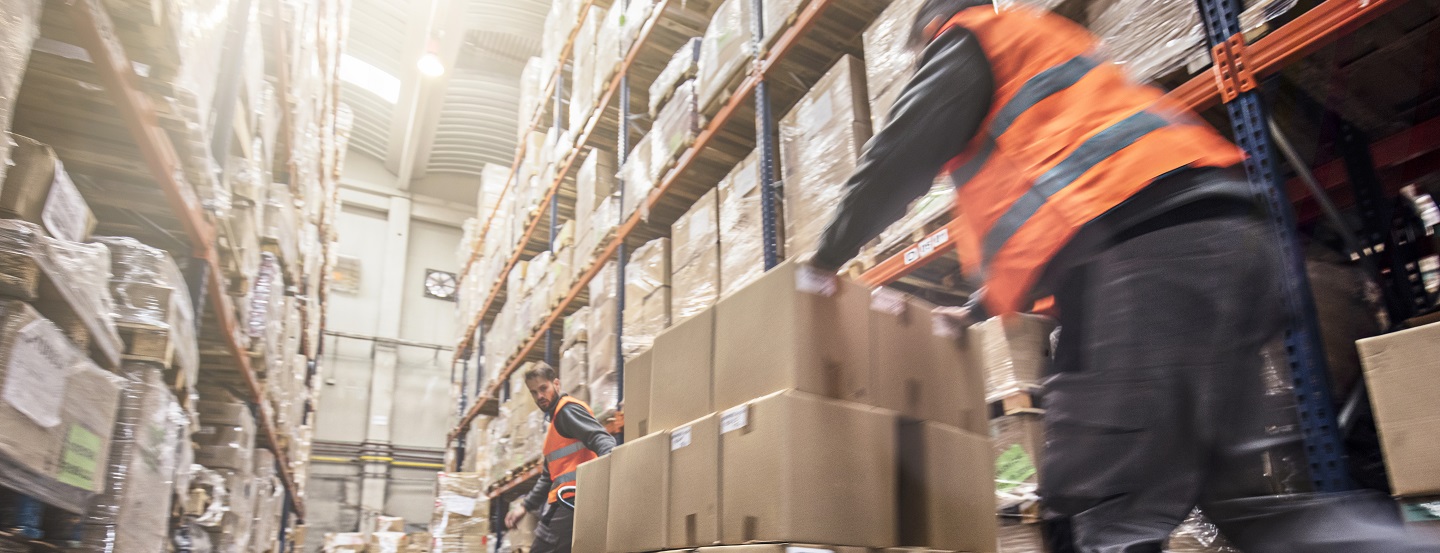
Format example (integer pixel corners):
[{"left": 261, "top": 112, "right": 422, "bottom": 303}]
[{"left": 418, "top": 39, "right": 445, "bottom": 77}]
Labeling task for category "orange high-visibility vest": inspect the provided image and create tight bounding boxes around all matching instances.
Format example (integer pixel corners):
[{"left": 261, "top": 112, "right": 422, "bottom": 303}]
[
  {"left": 541, "top": 395, "right": 599, "bottom": 504},
  {"left": 939, "top": 6, "right": 1247, "bottom": 315}
]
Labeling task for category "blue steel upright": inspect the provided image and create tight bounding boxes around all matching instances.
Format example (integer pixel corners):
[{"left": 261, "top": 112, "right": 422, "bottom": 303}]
[
  {"left": 1193, "top": 0, "right": 1352, "bottom": 492},
  {"left": 616, "top": 69, "right": 631, "bottom": 422},
  {"left": 753, "top": 0, "right": 780, "bottom": 269}
]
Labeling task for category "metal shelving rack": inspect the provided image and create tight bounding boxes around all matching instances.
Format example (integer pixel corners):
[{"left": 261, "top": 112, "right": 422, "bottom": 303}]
[
  {"left": 447, "top": 0, "right": 889, "bottom": 474},
  {"left": 59, "top": 0, "right": 345, "bottom": 522}
]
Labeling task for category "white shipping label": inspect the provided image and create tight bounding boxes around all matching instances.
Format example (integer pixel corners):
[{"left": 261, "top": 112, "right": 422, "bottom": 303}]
[
  {"left": 870, "top": 288, "right": 908, "bottom": 316},
  {"left": 800, "top": 91, "right": 835, "bottom": 136},
  {"left": 734, "top": 165, "right": 760, "bottom": 196},
  {"left": 720, "top": 405, "right": 749, "bottom": 434},
  {"left": 3, "top": 319, "right": 75, "bottom": 428},
  {"left": 440, "top": 494, "right": 476, "bottom": 516},
  {"left": 43, "top": 162, "right": 89, "bottom": 243},
  {"left": 794, "top": 265, "right": 837, "bottom": 297},
  {"left": 670, "top": 426, "right": 692, "bottom": 450}
]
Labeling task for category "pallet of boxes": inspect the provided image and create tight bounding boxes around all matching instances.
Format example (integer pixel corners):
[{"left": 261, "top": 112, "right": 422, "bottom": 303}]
[
  {"left": 1358, "top": 318, "right": 1440, "bottom": 531},
  {"left": 571, "top": 260, "right": 996, "bottom": 553}
]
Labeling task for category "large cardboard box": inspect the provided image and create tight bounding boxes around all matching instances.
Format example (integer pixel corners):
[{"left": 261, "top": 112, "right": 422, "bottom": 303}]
[
  {"left": 0, "top": 135, "right": 98, "bottom": 242},
  {"left": 897, "top": 422, "right": 997, "bottom": 552},
  {"left": 672, "top": 189, "right": 722, "bottom": 325},
  {"left": 1357, "top": 321, "right": 1440, "bottom": 497},
  {"left": 651, "top": 308, "right": 715, "bottom": 432},
  {"left": 668, "top": 414, "right": 720, "bottom": 548},
  {"left": 0, "top": 300, "right": 124, "bottom": 512},
  {"left": 572, "top": 456, "right": 612, "bottom": 553},
  {"left": 713, "top": 261, "right": 874, "bottom": 411},
  {"left": 718, "top": 151, "right": 767, "bottom": 297},
  {"left": 870, "top": 291, "right": 986, "bottom": 432},
  {"left": 779, "top": 56, "right": 872, "bottom": 257},
  {"left": 623, "top": 238, "right": 672, "bottom": 359},
  {"left": 607, "top": 430, "right": 670, "bottom": 553},
  {"left": 721, "top": 390, "right": 896, "bottom": 547},
  {"left": 623, "top": 349, "right": 654, "bottom": 443}
]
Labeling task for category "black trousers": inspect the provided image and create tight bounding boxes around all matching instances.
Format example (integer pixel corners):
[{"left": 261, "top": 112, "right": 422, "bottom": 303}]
[
  {"left": 1040, "top": 214, "right": 1440, "bottom": 553},
  {"left": 531, "top": 503, "right": 575, "bottom": 553}
]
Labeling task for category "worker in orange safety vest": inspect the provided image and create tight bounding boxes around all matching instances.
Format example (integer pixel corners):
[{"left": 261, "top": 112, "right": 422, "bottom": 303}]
[
  {"left": 804, "top": 1, "right": 1440, "bottom": 552},
  {"left": 506, "top": 362, "right": 614, "bottom": 553}
]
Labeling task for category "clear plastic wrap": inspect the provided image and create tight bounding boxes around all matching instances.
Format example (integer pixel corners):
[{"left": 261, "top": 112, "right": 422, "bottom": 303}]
[
  {"left": 622, "top": 238, "right": 671, "bottom": 359},
  {"left": 0, "top": 0, "right": 43, "bottom": 189},
  {"left": 593, "top": 6, "right": 624, "bottom": 102},
  {"left": 1167, "top": 509, "right": 1239, "bottom": 552},
  {"left": 80, "top": 363, "right": 184, "bottom": 553},
  {"left": 620, "top": 138, "right": 654, "bottom": 223},
  {"left": 650, "top": 38, "right": 702, "bottom": 117},
  {"left": 560, "top": 344, "right": 590, "bottom": 395},
  {"left": 95, "top": 236, "right": 181, "bottom": 326},
  {"left": 174, "top": 519, "right": 215, "bottom": 553},
  {"left": 863, "top": 0, "right": 925, "bottom": 130},
  {"left": 588, "top": 298, "right": 618, "bottom": 380},
  {"left": 0, "top": 300, "right": 126, "bottom": 514},
  {"left": 779, "top": 56, "right": 872, "bottom": 258},
  {"left": 649, "top": 80, "right": 699, "bottom": 183},
  {"left": 1, "top": 135, "right": 97, "bottom": 242},
  {"left": 569, "top": 5, "right": 600, "bottom": 133},
  {"left": 264, "top": 183, "right": 300, "bottom": 269},
  {"left": 39, "top": 235, "right": 119, "bottom": 356},
  {"left": 186, "top": 465, "right": 228, "bottom": 527},
  {"left": 564, "top": 307, "right": 590, "bottom": 349},
  {"left": 759, "top": 0, "right": 803, "bottom": 50},
  {"left": 718, "top": 151, "right": 766, "bottom": 296},
  {"left": 208, "top": 470, "right": 256, "bottom": 553},
  {"left": 518, "top": 57, "right": 546, "bottom": 136},
  {"left": 672, "top": 188, "right": 721, "bottom": 323},
  {"left": 588, "top": 370, "right": 620, "bottom": 423},
  {"left": 970, "top": 315, "right": 1058, "bottom": 400},
  {"left": 697, "top": 0, "right": 755, "bottom": 111},
  {"left": 1088, "top": 0, "right": 1296, "bottom": 82},
  {"left": 0, "top": 220, "right": 42, "bottom": 300},
  {"left": 576, "top": 148, "right": 617, "bottom": 240},
  {"left": 579, "top": 195, "right": 620, "bottom": 264},
  {"left": 621, "top": 0, "right": 657, "bottom": 54},
  {"left": 194, "top": 400, "right": 257, "bottom": 473}
]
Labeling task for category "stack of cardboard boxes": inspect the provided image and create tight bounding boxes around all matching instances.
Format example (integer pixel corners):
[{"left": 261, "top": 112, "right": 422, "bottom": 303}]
[
  {"left": 573, "top": 262, "right": 996, "bottom": 553},
  {"left": 431, "top": 473, "right": 491, "bottom": 553}
]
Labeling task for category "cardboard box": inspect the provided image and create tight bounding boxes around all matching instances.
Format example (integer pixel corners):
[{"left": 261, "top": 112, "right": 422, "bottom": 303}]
[
  {"left": 970, "top": 314, "right": 1058, "bottom": 400},
  {"left": 651, "top": 308, "right": 715, "bottom": 432},
  {"left": 721, "top": 390, "right": 896, "bottom": 547},
  {"left": 718, "top": 151, "right": 767, "bottom": 297},
  {"left": 0, "top": 300, "right": 124, "bottom": 512},
  {"left": 897, "top": 422, "right": 997, "bottom": 552},
  {"left": 668, "top": 414, "right": 720, "bottom": 548},
  {"left": 607, "top": 430, "right": 670, "bottom": 553},
  {"left": 623, "top": 349, "right": 654, "bottom": 443},
  {"left": 623, "top": 238, "right": 673, "bottom": 358},
  {"left": 700, "top": 545, "right": 871, "bottom": 553},
  {"left": 863, "top": 0, "right": 925, "bottom": 130},
  {"left": 870, "top": 291, "right": 985, "bottom": 431},
  {"left": 0, "top": 135, "right": 98, "bottom": 242},
  {"left": 713, "top": 260, "right": 874, "bottom": 411},
  {"left": 572, "top": 456, "right": 612, "bottom": 553},
  {"left": 1357, "top": 321, "right": 1440, "bottom": 496},
  {"left": 697, "top": 0, "right": 755, "bottom": 111},
  {"left": 779, "top": 56, "right": 872, "bottom": 257},
  {"left": 672, "top": 189, "right": 722, "bottom": 325}
]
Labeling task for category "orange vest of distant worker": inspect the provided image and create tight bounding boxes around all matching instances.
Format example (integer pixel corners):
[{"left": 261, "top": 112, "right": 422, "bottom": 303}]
[
  {"left": 938, "top": 6, "right": 1247, "bottom": 315},
  {"left": 541, "top": 395, "right": 598, "bottom": 504}
]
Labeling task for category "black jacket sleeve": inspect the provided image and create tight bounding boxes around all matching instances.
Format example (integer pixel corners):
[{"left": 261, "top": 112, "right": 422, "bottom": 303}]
[
  {"left": 812, "top": 27, "right": 995, "bottom": 271},
  {"left": 521, "top": 463, "right": 551, "bottom": 514}
]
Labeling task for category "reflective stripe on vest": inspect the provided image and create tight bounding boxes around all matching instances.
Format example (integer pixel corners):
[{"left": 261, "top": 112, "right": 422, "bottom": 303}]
[
  {"left": 542, "top": 395, "right": 600, "bottom": 504},
  {"left": 938, "top": 6, "right": 1246, "bottom": 313}
]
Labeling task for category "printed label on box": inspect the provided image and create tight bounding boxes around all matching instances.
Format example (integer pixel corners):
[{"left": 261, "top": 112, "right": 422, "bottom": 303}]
[
  {"left": 794, "top": 265, "right": 837, "bottom": 297},
  {"left": 671, "top": 425, "right": 692, "bottom": 450},
  {"left": 870, "top": 288, "right": 907, "bottom": 315},
  {"left": 58, "top": 424, "right": 102, "bottom": 489},
  {"left": 439, "top": 493, "right": 476, "bottom": 516},
  {"left": 720, "top": 405, "right": 749, "bottom": 434},
  {"left": 43, "top": 162, "right": 89, "bottom": 243},
  {"left": 4, "top": 319, "right": 74, "bottom": 428}
]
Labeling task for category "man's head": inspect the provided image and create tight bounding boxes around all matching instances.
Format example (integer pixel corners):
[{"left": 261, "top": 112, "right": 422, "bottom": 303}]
[
  {"left": 910, "top": 0, "right": 994, "bottom": 48},
  {"left": 523, "top": 362, "right": 562, "bottom": 413}
]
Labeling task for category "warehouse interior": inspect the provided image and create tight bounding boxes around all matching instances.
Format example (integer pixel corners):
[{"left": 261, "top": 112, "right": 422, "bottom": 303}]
[{"left": 0, "top": 0, "right": 1438, "bottom": 552}]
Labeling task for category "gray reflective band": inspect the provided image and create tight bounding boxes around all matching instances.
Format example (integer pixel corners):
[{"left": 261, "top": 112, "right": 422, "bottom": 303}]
[
  {"left": 950, "top": 136, "right": 996, "bottom": 190},
  {"left": 545, "top": 442, "right": 587, "bottom": 464},
  {"left": 981, "top": 111, "right": 1172, "bottom": 268},
  {"left": 551, "top": 471, "right": 577, "bottom": 487},
  {"left": 990, "top": 55, "right": 1102, "bottom": 138}
]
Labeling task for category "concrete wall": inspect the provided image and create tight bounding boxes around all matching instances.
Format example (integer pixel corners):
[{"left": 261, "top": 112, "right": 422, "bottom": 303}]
[{"left": 306, "top": 153, "right": 472, "bottom": 548}]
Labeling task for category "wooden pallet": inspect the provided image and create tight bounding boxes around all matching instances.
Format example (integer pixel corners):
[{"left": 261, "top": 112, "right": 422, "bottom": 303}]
[
  {"left": 988, "top": 385, "right": 1045, "bottom": 418},
  {"left": 117, "top": 322, "right": 176, "bottom": 367}
]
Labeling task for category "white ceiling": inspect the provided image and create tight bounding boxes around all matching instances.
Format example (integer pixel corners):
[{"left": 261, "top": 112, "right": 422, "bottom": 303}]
[{"left": 341, "top": 0, "right": 549, "bottom": 206}]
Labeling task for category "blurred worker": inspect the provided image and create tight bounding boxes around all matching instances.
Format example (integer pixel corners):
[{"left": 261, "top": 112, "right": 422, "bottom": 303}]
[
  {"left": 806, "top": 1, "right": 1440, "bottom": 551},
  {"left": 506, "top": 362, "right": 615, "bottom": 553}
]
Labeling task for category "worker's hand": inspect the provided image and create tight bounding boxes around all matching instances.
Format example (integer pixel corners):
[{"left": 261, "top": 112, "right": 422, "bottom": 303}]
[
  {"left": 795, "top": 253, "right": 840, "bottom": 297},
  {"left": 505, "top": 505, "right": 528, "bottom": 529},
  {"left": 932, "top": 306, "right": 978, "bottom": 338}
]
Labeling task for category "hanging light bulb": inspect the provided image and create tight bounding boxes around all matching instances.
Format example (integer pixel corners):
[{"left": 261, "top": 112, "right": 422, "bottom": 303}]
[{"left": 418, "top": 39, "right": 445, "bottom": 77}]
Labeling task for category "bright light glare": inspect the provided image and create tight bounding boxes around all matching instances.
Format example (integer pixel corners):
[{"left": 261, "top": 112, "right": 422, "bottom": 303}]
[
  {"left": 418, "top": 52, "right": 446, "bottom": 78},
  {"left": 340, "top": 54, "right": 401, "bottom": 103}
]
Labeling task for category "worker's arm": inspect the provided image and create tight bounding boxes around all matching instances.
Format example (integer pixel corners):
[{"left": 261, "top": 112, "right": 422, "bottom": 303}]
[
  {"left": 811, "top": 27, "right": 995, "bottom": 271},
  {"left": 518, "top": 463, "right": 552, "bottom": 515},
  {"left": 554, "top": 403, "right": 617, "bottom": 456}
]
